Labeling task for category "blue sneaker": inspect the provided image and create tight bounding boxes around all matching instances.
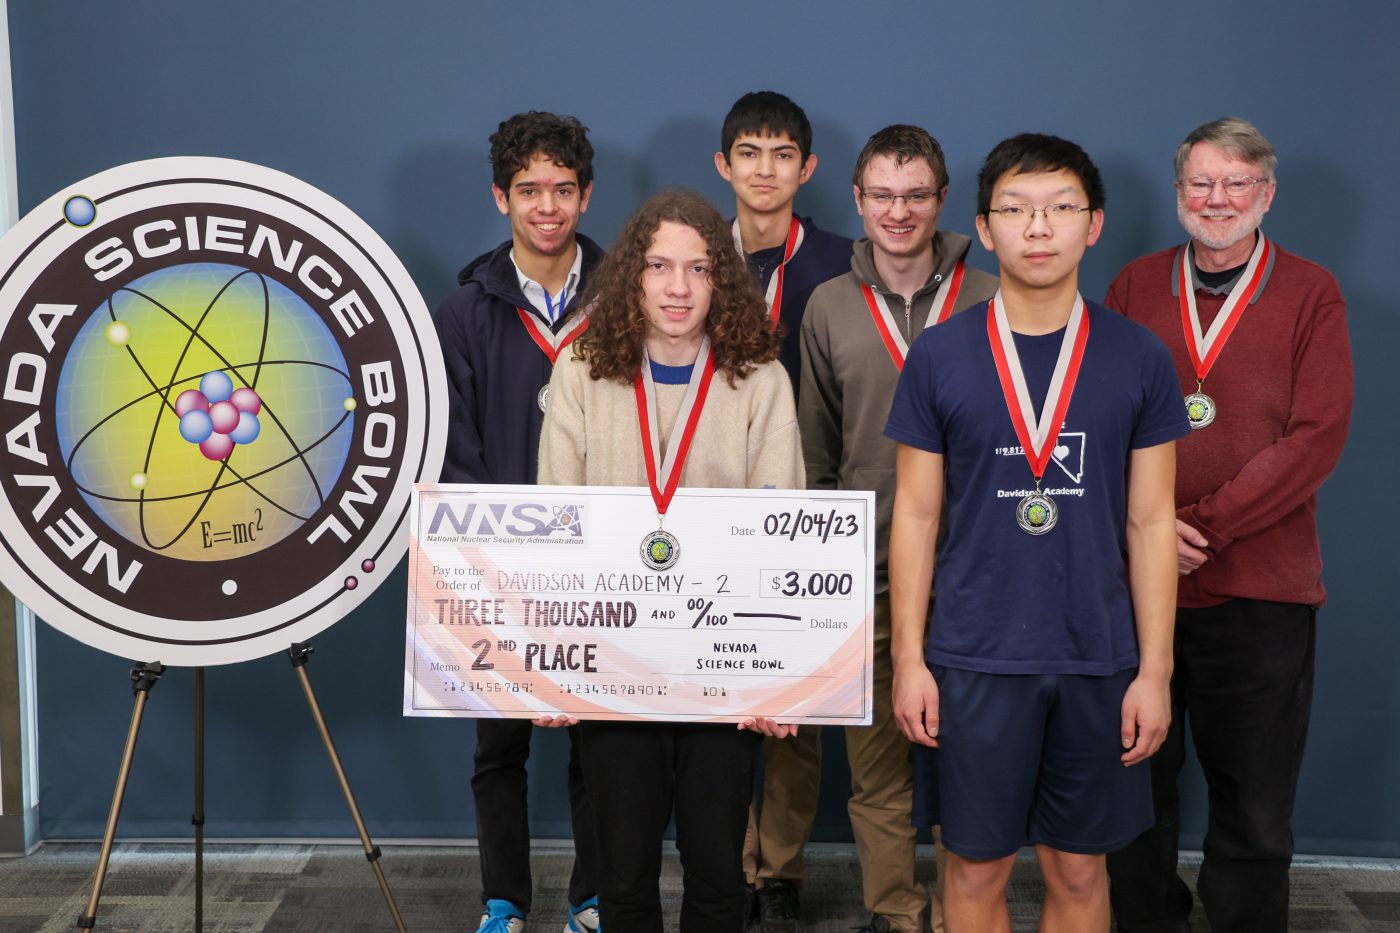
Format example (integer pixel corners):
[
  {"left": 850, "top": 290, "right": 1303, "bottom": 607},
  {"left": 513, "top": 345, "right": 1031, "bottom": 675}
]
[
  {"left": 565, "top": 896, "right": 600, "bottom": 933},
  {"left": 479, "top": 899, "right": 526, "bottom": 933}
]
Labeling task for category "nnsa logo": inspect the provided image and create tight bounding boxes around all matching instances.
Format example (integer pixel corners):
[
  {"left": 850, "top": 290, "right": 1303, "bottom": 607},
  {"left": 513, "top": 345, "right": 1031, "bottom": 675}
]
[{"left": 427, "top": 501, "right": 584, "bottom": 539}]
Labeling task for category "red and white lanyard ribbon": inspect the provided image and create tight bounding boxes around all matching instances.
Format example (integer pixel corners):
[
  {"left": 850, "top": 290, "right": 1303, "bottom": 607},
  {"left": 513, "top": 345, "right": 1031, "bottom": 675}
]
[
  {"left": 860, "top": 260, "right": 965, "bottom": 371},
  {"left": 516, "top": 306, "right": 590, "bottom": 365},
  {"left": 987, "top": 291, "right": 1089, "bottom": 481},
  {"left": 733, "top": 217, "right": 804, "bottom": 330},
  {"left": 633, "top": 337, "right": 716, "bottom": 517},
  {"left": 1178, "top": 232, "right": 1270, "bottom": 383}
]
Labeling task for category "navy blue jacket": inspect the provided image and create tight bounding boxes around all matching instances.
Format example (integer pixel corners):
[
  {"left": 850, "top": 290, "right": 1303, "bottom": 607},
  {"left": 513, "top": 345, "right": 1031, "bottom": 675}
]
[
  {"left": 434, "top": 235, "right": 605, "bottom": 485},
  {"left": 743, "top": 215, "right": 853, "bottom": 393}
]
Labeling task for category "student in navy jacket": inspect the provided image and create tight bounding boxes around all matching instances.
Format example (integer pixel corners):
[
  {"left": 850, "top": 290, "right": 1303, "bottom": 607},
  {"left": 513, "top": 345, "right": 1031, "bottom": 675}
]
[{"left": 434, "top": 111, "right": 603, "bottom": 933}]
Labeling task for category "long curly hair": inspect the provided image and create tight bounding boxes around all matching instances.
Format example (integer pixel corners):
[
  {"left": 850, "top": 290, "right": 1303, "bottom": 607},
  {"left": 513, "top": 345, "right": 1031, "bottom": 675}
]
[{"left": 574, "top": 189, "right": 778, "bottom": 386}]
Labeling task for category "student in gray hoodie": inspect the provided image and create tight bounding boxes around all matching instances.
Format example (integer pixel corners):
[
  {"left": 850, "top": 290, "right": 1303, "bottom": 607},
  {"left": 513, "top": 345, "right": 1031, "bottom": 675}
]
[{"left": 797, "top": 124, "right": 997, "bottom": 933}]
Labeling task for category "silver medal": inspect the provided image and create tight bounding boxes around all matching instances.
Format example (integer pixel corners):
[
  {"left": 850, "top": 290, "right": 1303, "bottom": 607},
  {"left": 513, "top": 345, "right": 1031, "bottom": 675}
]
[
  {"left": 1184, "top": 391, "right": 1216, "bottom": 430},
  {"left": 537, "top": 384, "right": 550, "bottom": 413},
  {"left": 639, "top": 528, "right": 680, "bottom": 571},
  {"left": 1016, "top": 493, "right": 1058, "bottom": 535}
]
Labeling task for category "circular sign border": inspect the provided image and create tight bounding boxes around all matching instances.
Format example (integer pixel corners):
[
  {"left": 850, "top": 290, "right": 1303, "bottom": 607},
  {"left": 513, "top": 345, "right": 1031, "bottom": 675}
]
[{"left": 0, "top": 157, "right": 446, "bottom": 665}]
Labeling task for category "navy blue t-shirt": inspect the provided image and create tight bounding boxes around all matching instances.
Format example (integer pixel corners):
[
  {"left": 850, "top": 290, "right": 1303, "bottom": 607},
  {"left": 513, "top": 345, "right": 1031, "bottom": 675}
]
[
  {"left": 649, "top": 359, "right": 694, "bottom": 384},
  {"left": 884, "top": 299, "right": 1190, "bottom": 675}
]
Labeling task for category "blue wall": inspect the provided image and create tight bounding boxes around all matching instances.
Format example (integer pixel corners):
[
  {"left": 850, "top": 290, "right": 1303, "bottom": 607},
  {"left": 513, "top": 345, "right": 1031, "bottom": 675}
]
[{"left": 11, "top": 0, "right": 1399, "bottom": 854}]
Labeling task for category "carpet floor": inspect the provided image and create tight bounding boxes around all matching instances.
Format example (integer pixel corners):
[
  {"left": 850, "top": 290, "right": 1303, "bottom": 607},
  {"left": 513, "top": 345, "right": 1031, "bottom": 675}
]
[{"left": 2, "top": 842, "right": 1400, "bottom": 932}]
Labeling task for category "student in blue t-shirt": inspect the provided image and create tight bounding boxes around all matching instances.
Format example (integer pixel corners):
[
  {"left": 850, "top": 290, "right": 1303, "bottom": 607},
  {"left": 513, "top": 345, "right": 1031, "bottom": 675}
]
[{"left": 883, "top": 134, "right": 1190, "bottom": 931}]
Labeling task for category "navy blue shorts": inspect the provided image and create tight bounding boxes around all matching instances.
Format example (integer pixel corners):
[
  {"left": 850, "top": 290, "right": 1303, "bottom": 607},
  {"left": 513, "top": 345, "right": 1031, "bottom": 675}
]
[{"left": 921, "top": 665, "right": 1152, "bottom": 859}]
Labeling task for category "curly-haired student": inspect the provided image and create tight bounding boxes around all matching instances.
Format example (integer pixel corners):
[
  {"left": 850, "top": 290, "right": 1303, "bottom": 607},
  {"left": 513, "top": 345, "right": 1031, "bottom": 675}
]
[{"left": 538, "top": 189, "right": 804, "bottom": 933}]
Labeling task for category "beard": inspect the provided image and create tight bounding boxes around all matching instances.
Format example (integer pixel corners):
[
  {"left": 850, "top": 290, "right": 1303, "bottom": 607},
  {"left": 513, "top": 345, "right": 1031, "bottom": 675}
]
[{"left": 1177, "top": 195, "right": 1268, "bottom": 252}]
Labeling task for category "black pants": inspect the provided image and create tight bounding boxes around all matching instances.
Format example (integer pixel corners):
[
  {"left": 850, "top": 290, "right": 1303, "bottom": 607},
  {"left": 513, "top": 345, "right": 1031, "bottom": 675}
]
[
  {"left": 580, "top": 721, "right": 762, "bottom": 933},
  {"left": 471, "top": 719, "right": 597, "bottom": 910},
  {"left": 1108, "top": 599, "right": 1316, "bottom": 932}
]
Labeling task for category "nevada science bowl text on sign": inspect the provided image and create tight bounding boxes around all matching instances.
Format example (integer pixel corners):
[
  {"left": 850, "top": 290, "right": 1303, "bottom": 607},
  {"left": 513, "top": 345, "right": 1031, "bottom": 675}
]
[
  {"left": 404, "top": 484, "right": 875, "bottom": 724},
  {"left": 0, "top": 158, "right": 446, "bottom": 665}
]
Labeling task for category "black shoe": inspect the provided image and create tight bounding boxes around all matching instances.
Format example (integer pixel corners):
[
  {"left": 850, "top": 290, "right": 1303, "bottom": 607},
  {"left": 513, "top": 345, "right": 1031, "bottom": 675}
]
[
  {"left": 755, "top": 880, "right": 803, "bottom": 933},
  {"left": 853, "top": 916, "right": 892, "bottom": 933}
]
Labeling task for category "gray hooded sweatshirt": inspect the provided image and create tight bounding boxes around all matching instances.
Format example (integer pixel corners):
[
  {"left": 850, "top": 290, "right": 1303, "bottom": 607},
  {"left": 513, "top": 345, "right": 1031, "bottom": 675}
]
[{"left": 798, "top": 230, "right": 998, "bottom": 591}]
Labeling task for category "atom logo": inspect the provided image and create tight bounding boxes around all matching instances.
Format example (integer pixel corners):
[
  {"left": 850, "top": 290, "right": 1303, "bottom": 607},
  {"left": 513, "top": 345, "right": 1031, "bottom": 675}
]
[
  {"left": 549, "top": 503, "right": 582, "bottom": 535},
  {"left": 57, "top": 262, "right": 356, "bottom": 559}
]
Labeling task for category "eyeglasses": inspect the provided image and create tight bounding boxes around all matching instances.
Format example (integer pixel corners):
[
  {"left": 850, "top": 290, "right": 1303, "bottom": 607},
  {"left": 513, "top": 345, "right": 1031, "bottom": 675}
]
[
  {"left": 1177, "top": 176, "right": 1268, "bottom": 199},
  {"left": 859, "top": 190, "right": 939, "bottom": 211},
  {"left": 985, "top": 203, "right": 1092, "bottom": 226}
]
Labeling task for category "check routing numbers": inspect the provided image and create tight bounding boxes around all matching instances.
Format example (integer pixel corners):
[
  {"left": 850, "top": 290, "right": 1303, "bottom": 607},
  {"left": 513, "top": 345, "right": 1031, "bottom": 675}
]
[{"left": 404, "top": 486, "right": 876, "bottom": 724}]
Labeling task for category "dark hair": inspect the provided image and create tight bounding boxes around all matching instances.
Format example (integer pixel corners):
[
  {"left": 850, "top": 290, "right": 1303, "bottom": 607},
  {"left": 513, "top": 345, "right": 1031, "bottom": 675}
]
[
  {"left": 720, "top": 91, "right": 813, "bottom": 162},
  {"left": 976, "top": 133, "right": 1105, "bottom": 215},
  {"left": 575, "top": 190, "right": 778, "bottom": 386},
  {"left": 852, "top": 124, "right": 949, "bottom": 191},
  {"left": 489, "top": 111, "right": 594, "bottom": 194}
]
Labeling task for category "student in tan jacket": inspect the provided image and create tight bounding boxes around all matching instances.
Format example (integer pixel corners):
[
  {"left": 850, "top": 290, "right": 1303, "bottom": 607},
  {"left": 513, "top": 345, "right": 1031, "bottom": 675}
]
[{"left": 539, "top": 189, "right": 803, "bottom": 933}]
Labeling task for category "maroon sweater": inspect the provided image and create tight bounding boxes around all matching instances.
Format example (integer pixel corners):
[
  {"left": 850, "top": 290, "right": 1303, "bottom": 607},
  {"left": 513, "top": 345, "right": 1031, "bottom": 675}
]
[{"left": 1105, "top": 239, "right": 1352, "bottom": 609}]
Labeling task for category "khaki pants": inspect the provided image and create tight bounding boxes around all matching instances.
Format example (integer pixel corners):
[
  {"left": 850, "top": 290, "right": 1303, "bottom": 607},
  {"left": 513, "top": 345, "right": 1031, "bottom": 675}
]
[{"left": 743, "top": 596, "right": 943, "bottom": 933}]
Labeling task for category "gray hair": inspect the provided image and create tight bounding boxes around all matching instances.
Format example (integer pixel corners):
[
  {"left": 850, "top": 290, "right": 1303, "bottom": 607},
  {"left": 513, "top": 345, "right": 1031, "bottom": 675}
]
[{"left": 1173, "top": 117, "right": 1278, "bottom": 181}]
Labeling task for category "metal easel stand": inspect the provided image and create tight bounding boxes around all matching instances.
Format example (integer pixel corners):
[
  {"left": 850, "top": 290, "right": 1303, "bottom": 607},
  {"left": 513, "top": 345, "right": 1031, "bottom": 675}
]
[
  {"left": 193, "top": 666, "right": 205, "bottom": 932},
  {"left": 76, "top": 649, "right": 408, "bottom": 932},
  {"left": 288, "top": 642, "right": 407, "bottom": 933},
  {"left": 76, "top": 661, "right": 165, "bottom": 931}
]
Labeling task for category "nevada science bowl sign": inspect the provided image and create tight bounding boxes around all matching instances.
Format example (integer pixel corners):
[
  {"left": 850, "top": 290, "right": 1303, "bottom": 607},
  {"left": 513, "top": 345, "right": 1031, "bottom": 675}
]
[{"left": 0, "top": 158, "right": 446, "bottom": 665}]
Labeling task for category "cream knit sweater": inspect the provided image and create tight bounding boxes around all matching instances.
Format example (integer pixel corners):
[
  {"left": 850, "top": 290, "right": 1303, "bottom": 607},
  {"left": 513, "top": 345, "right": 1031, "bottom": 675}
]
[{"left": 538, "top": 351, "right": 804, "bottom": 492}]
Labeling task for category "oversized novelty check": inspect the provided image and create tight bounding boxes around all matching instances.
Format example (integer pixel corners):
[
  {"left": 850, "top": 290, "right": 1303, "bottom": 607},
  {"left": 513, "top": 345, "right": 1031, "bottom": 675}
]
[{"left": 402, "top": 484, "right": 875, "bottom": 724}]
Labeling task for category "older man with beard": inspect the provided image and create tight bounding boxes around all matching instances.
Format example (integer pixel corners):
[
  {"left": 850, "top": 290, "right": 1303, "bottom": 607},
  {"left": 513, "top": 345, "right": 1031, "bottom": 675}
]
[{"left": 1103, "top": 117, "right": 1353, "bottom": 933}]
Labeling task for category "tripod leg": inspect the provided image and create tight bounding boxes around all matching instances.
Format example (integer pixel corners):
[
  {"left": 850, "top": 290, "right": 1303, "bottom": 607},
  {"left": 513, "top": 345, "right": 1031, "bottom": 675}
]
[
  {"left": 288, "top": 644, "right": 407, "bottom": 933},
  {"left": 78, "top": 662, "right": 165, "bottom": 931},
  {"left": 193, "top": 666, "right": 205, "bottom": 933}
]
